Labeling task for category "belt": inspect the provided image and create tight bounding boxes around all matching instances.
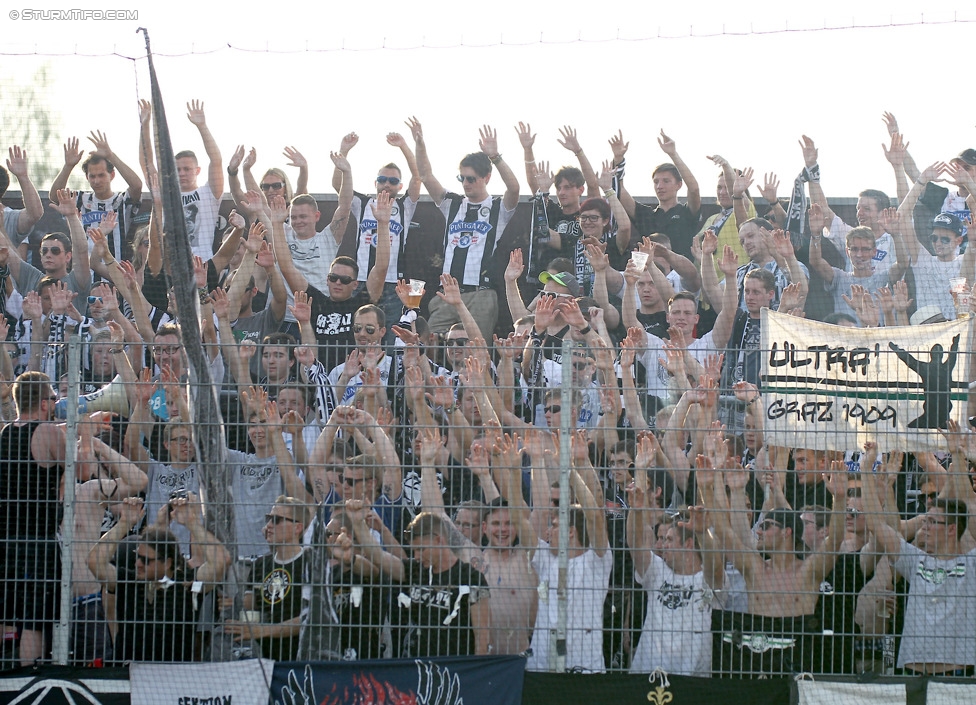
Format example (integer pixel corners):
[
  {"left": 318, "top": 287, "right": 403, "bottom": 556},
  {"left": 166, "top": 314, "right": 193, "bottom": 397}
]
[
  {"left": 455, "top": 284, "right": 492, "bottom": 294},
  {"left": 73, "top": 592, "right": 102, "bottom": 606}
]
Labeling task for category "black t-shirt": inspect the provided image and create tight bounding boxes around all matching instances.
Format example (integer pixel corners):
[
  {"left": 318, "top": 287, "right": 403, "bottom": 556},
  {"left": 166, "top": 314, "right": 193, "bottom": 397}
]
[
  {"left": 306, "top": 285, "right": 372, "bottom": 372},
  {"left": 636, "top": 310, "right": 669, "bottom": 339},
  {"left": 113, "top": 572, "right": 199, "bottom": 663},
  {"left": 398, "top": 558, "right": 488, "bottom": 657},
  {"left": 632, "top": 202, "right": 699, "bottom": 259},
  {"left": 249, "top": 550, "right": 309, "bottom": 661},
  {"left": 810, "top": 551, "right": 865, "bottom": 674},
  {"left": 332, "top": 566, "right": 388, "bottom": 660}
]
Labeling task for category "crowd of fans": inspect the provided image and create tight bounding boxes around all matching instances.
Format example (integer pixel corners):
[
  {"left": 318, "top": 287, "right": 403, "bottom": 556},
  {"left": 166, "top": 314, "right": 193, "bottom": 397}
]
[{"left": 2, "top": 104, "right": 976, "bottom": 678}]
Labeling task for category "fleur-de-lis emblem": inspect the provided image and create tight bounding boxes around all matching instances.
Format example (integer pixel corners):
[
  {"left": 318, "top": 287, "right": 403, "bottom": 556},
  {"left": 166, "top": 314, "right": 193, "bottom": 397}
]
[{"left": 646, "top": 668, "right": 672, "bottom": 705}]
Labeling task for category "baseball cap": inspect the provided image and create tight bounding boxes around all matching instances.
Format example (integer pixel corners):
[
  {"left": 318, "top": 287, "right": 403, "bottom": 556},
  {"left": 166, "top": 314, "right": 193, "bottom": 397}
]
[
  {"left": 932, "top": 212, "right": 965, "bottom": 238},
  {"left": 538, "top": 270, "right": 581, "bottom": 297},
  {"left": 909, "top": 305, "right": 946, "bottom": 327},
  {"left": 953, "top": 149, "right": 976, "bottom": 167}
]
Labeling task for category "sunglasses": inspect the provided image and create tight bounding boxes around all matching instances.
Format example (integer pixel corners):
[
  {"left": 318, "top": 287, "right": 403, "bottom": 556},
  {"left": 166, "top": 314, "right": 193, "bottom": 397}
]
[
  {"left": 933, "top": 236, "right": 956, "bottom": 244},
  {"left": 540, "top": 291, "right": 572, "bottom": 300},
  {"left": 446, "top": 338, "right": 469, "bottom": 347},
  {"left": 759, "top": 520, "right": 782, "bottom": 530},
  {"left": 846, "top": 507, "right": 862, "bottom": 517},
  {"left": 579, "top": 214, "right": 603, "bottom": 223},
  {"left": 457, "top": 174, "right": 478, "bottom": 184},
  {"left": 265, "top": 514, "right": 296, "bottom": 525},
  {"left": 544, "top": 405, "right": 561, "bottom": 414},
  {"left": 40, "top": 246, "right": 64, "bottom": 256},
  {"left": 260, "top": 182, "right": 285, "bottom": 191},
  {"left": 352, "top": 324, "right": 377, "bottom": 335},
  {"left": 342, "top": 476, "right": 367, "bottom": 485},
  {"left": 376, "top": 175, "right": 401, "bottom": 186},
  {"left": 328, "top": 273, "right": 355, "bottom": 285}
]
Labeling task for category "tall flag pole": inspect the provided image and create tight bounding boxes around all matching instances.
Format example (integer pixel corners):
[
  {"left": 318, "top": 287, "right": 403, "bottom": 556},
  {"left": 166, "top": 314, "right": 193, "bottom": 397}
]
[{"left": 137, "top": 27, "right": 235, "bottom": 555}]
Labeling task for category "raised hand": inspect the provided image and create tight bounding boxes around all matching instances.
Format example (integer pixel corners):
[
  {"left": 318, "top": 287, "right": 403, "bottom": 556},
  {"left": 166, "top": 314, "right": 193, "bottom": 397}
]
[
  {"left": 404, "top": 117, "right": 422, "bottom": 143},
  {"left": 436, "top": 273, "right": 463, "bottom": 307},
  {"left": 597, "top": 161, "right": 614, "bottom": 191},
  {"left": 86, "top": 130, "right": 112, "bottom": 158},
  {"left": 718, "top": 244, "right": 739, "bottom": 277},
  {"left": 478, "top": 124, "right": 499, "bottom": 156},
  {"left": 329, "top": 151, "right": 350, "bottom": 174},
  {"left": 533, "top": 161, "right": 553, "bottom": 193},
  {"left": 881, "top": 111, "right": 899, "bottom": 136},
  {"left": 242, "top": 147, "right": 257, "bottom": 171},
  {"left": 268, "top": 195, "right": 288, "bottom": 224},
  {"left": 63, "top": 137, "right": 83, "bottom": 167},
  {"left": 6, "top": 146, "right": 30, "bottom": 179},
  {"left": 504, "top": 249, "right": 524, "bottom": 282},
  {"left": 732, "top": 167, "right": 754, "bottom": 197},
  {"left": 760, "top": 172, "right": 780, "bottom": 203},
  {"left": 289, "top": 290, "right": 312, "bottom": 325},
  {"left": 294, "top": 345, "right": 316, "bottom": 368},
  {"left": 210, "top": 286, "right": 230, "bottom": 319},
  {"left": 227, "top": 145, "right": 245, "bottom": 173},
  {"left": 186, "top": 99, "right": 207, "bottom": 126},
  {"left": 54, "top": 188, "right": 78, "bottom": 217},
  {"left": 799, "top": 135, "right": 818, "bottom": 168},
  {"left": 892, "top": 279, "right": 914, "bottom": 313},
  {"left": 557, "top": 125, "right": 581, "bottom": 154},
  {"left": 373, "top": 190, "right": 392, "bottom": 222},
  {"left": 283, "top": 146, "right": 307, "bottom": 169},
  {"left": 514, "top": 122, "right": 535, "bottom": 149},
  {"left": 138, "top": 99, "right": 152, "bottom": 125},
  {"left": 882, "top": 131, "right": 909, "bottom": 167},
  {"left": 339, "top": 132, "right": 359, "bottom": 155},
  {"left": 657, "top": 129, "right": 677, "bottom": 157},
  {"left": 609, "top": 130, "right": 629, "bottom": 163}
]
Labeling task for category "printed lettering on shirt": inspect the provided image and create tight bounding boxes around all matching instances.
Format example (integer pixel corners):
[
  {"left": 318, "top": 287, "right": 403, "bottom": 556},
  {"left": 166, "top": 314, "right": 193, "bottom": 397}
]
[{"left": 658, "top": 580, "right": 696, "bottom": 610}]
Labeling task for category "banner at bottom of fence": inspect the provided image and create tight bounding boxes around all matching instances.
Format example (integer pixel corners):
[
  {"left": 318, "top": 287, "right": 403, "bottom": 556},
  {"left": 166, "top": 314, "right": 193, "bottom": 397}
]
[
  {"left": 270, "top": 656, "right": 524, "bottom": 705},
  {"left": 523, "top": 671, "right": 791, "bottom": 705},
  {"left": 131, "top": 660, "right": 275, "bottom": 705}
]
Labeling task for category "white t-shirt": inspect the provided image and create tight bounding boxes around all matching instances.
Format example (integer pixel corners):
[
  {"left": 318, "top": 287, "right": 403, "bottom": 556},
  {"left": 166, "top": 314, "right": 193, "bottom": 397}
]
[
  {"left": 892, "top": 540, "right": 976, "bottom": 668},
  {"left": 909, "top": 251, "right": 960, "bottom": 321},
  {"left": 181, "top": 183, "right": 222, "bottom": 260},
  {"left": 527, "top": 540, "right": 612, "bottom": 673},
  {"left": 630, "top": 554, "right": 712, "bottom": 676}
]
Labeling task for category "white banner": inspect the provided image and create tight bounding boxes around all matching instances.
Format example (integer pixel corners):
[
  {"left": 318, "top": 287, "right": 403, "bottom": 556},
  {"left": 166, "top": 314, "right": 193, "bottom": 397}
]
[
  {"left": 130, "top": 660, "right": 274, "bottom": 705},
  {"left": 760, "top": 310, "right": 973, "bottom": 453}
]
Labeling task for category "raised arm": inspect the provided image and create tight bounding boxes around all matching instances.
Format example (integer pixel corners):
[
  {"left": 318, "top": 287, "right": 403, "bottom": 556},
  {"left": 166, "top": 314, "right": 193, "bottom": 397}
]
[
  {"left": 49, "top": 137, "right": 83, "bottom": 202},
  {"left": 186, "top": 100, "right": 223, "bottom": 199},
  {"left": 6, "top": 146, "right": 44, "bottom": 235},
  {"left": 365, "top": 189, "right": 392, "bottom": 302},
  {"left": 806, "top": 203, "right": 835, "bottom": 284},
  {"left": 266, "top": 193, "right": 308, "bottom": 294},
  {"left": 170, "top": 494, "right": 231, "bottom": 585},
  {"left": 659, "top": 130, "right": 700, "bottom": 216},
  {"left": 711, "top": 245, "right": 741, "bottom": 348},
  {"left": 385, "top": 133, "right": 421, "bottom": 202},
  {"left": 503, "top": 249, "right": 529, "bottom": 323},
  {"left": 283, "top": 146, "right": 309, "bottom": 196},
  {"left": 406, "top": 117, "right": 447, "bottom": 206},
  {"left": 479, "top": 125, "right": 519, "bottom": 211},
  {"left": 800, "top": 135, "right": 835, "bottom": 224},
  {"left": 557, "top": 125, "right": 599, "bottom": 197},
  {"left": 331, "top": 132, "right": 358, "bottom": 193}
]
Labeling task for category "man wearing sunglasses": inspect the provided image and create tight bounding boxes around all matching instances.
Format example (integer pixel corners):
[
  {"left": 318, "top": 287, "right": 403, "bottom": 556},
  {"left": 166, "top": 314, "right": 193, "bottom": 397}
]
[
  {"left": 890, "top": 163, "right": 976, "bottom": 322},
  {"left": 410, "top": 118, "right": 520, "bottom": 338},
  {"left": 1, "top": 187, "right": 92, "bottom": 316},
  {"left": 270, "top": 192, "right": 391, "bottom": 373},
  {"left": 333, "top": 131, "right": 422, "bottom": 344}
]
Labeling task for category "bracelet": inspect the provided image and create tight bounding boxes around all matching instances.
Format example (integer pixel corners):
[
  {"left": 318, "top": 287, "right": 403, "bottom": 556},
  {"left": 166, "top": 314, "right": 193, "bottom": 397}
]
[
  {"left": 732, "top": 196, "right": 743, "bottom": 200},
  {"left": 227, "top": 168, "right": 238, "bottom": 176},
  {"left": 524, "top": 159, "right": 536, "bottom": 164},
  {"left": 489, "top": 154, "right": 502, "bottom": 164},
  {"left": 603, "top": 189, "right": 615, "bottom": 199},
  {"left": 768, "top": 199, "right": 778, "bottom": 207},
  {"left": 578, "top": 324, "right": 592, "bottom": 336},
  {"left": 573, "top": 149, "right": 583, "bottom": 157}
]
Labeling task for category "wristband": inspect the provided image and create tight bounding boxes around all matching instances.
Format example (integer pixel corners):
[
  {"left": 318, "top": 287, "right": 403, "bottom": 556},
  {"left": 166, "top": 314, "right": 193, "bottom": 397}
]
[
  {"left": 227, "top": 168, "right": 238, "bottom": 176},
  {"left": 732, "top": 196, "right": 743, "bottom": 201},
  {"left": 489, "top": 154, "right": 502, "bottom": 164},
  {"left": 603, "top": 189, "right": 615, "bottom": 199},
  {"left": 577, "top": 324, "right": 592, "bottom": 336}
]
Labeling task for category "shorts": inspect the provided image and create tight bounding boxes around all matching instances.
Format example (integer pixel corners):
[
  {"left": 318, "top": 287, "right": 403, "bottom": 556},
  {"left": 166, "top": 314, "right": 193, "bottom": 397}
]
[{"left": 1, "top": 540, "right": 60, "bottom": 630}]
